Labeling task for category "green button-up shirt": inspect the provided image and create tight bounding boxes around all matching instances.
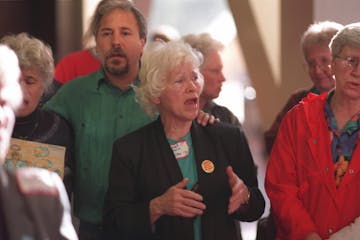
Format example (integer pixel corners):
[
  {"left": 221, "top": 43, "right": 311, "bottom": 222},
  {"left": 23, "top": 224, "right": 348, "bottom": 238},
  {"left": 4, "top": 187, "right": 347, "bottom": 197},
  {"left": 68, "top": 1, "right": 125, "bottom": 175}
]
[{"left": 44, "top": 68, "right": 154, "bottom": 223}]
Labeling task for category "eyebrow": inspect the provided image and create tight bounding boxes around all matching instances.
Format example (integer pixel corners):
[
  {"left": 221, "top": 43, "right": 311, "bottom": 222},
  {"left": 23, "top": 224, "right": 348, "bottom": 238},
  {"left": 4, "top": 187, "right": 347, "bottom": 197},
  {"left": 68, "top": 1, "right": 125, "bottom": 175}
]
[{"left": 99, "top": 26, "right": 133, "bottom": 32}]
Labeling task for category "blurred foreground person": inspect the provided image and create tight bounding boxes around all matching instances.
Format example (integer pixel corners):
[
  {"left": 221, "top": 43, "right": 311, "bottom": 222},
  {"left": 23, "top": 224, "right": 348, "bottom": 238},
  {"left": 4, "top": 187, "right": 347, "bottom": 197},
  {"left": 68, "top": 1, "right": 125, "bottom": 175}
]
[
  {"left": 104, "top": 40, "right": 265, "bottom": 240},
  {"left": 0, "top": 45, "right": 77, "bottom": 240}
]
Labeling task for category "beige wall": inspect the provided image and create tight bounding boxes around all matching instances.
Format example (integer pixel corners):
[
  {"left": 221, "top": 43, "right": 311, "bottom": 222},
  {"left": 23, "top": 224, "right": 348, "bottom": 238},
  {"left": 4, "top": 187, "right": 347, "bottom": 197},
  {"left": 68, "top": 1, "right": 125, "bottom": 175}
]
[{"left": 228, "top": 0, "right": 312, "bottom": 130}]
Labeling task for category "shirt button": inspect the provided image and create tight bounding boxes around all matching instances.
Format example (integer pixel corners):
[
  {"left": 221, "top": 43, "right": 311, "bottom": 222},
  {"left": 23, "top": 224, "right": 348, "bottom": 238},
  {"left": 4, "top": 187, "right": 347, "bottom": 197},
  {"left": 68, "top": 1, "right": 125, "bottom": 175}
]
[
  {"left": 324, "top": 167, "right": 329, "bottom": 172},
  {"left": 313, "top": 139, "right": 317, "bottom": 144},
  {"left": 328, "top": 228, "right": 333, "bottom": 234},
  {"left": 349, "top": 169, "right": 354, "bottom": 174}
]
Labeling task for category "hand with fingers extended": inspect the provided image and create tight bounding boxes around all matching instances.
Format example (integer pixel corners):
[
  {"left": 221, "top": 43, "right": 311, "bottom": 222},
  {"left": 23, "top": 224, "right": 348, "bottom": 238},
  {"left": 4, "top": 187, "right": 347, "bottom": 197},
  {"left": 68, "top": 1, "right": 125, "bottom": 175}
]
[
  {"left": 150, "top": 178, "right": 206, "bottom": 224},
  {"left": 196, "top": 110, "right": 219, "bottom": 126},
  {"left": 226, "top": 166, "right": 250, "bottom": 214}
]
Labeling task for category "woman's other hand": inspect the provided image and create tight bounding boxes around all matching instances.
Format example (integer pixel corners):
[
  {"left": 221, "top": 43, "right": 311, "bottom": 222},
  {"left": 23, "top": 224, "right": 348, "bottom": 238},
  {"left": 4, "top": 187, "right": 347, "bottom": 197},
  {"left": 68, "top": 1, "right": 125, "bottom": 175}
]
[{"left": 149, "top": 178, "right": 206, "bottom": 224}]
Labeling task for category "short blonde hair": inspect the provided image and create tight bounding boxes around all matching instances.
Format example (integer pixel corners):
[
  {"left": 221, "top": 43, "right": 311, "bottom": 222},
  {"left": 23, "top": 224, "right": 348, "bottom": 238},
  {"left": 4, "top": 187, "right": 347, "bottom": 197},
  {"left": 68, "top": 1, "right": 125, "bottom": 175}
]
[
  {"left": 137, "top": 40, "right": 203, "bottom": 116},
  {"left": 0, "top": 45, "right": 23, "bottom": 111}
]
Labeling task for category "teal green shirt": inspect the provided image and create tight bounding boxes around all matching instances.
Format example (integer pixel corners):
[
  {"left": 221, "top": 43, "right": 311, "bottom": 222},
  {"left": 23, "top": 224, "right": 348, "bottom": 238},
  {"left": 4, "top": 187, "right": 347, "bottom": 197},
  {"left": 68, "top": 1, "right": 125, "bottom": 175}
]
[
  {"left": 168, "top": 133, "right": 201, "bottom": 240},
  {"left": 44, "top": 68, "right": 154, "bottom": 223}
]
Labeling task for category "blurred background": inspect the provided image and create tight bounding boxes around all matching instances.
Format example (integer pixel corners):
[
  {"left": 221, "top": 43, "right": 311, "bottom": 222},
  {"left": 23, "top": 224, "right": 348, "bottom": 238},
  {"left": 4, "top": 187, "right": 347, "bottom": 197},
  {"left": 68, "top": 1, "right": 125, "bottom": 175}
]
[{"left": 1, "top": 0, "right": 360, "bottom": 238}]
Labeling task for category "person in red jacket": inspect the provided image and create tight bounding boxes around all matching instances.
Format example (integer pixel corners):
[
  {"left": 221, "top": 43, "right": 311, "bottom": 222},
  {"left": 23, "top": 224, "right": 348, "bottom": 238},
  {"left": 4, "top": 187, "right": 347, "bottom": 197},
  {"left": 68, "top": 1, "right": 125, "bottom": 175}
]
[
  {"left": 55, "top": 13, "right": 102, "bottom": 85},
  {"left": 265, "top": 22, "right": 360, "bottom": 240},
  {"left": 55, "top": 48, "right": 101, "bottom": 84}
]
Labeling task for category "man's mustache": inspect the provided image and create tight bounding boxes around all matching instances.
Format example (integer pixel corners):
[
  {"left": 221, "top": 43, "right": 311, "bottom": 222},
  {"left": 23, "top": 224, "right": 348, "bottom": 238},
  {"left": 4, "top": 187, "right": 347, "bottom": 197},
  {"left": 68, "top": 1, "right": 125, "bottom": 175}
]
[{"left": 106, "top": 48, "right": 127, "bottom": 58}]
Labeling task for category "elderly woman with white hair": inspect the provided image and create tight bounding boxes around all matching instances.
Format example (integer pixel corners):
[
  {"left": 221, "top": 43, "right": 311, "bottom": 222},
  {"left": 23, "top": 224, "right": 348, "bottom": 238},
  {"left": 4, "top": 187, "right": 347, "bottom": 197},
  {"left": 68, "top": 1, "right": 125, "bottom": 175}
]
[
  {"left": 0, "top": 44, "right": 77, "bottom": 240},
  {"left": 104, "top": 40, "right": 265, "bottom": 240},
  {"left": 0, "top": 33, "right": 74, "bottom": 196}
]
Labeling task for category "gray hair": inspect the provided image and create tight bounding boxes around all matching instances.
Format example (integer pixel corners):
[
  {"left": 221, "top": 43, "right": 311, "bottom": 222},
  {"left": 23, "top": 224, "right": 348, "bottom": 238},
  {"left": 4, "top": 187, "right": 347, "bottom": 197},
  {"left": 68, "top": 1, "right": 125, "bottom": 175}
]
[
  {"left": 0, "top": 33, "right": 54, "bottom": 91},
  {"left": 0, "top": 45, "right": 22, "bottom": 111},
  {"left": 301, "top": 21, "right": 343, "bottom": 59},
  {"left": 137, "top": 40, "right": 203, "bottom": 116},
  {"left": 330, "top": 22, "right": 360, "bottom": 57},
  {"left": 84, "top": 0, "right": 147, "bottom": 44},
  {"left": 182, "top": 33, "right": 223, "bottom": 68}
]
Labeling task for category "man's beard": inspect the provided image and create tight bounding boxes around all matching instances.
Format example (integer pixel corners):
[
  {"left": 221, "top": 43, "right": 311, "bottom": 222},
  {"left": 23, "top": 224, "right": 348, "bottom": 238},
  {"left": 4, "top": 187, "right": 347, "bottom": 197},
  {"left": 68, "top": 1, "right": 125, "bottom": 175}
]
[
  {"left": 104, "top": 48, "right": 130, "bottom": 76},
  {"left": 104, "top": 59, "right": 129, "bottom": 76}
]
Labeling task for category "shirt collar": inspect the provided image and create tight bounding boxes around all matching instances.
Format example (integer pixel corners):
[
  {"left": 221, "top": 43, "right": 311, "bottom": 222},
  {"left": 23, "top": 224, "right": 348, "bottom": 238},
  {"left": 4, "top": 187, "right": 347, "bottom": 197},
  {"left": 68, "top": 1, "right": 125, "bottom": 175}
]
[{"left": 95, "top": 67, "right": 140, "bottom": 93}]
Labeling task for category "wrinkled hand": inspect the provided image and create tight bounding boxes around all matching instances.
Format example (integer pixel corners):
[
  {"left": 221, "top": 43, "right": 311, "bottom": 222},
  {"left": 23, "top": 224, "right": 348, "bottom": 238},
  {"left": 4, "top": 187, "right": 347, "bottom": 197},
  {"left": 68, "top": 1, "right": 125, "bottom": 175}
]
[
  {"left": 150, "top": 178, "right": 206, "bottom": 224},
  {"left": 196, "top": 110, "right": 219, "bottom": 126},
  {"left": 304, "top": 232, "right": 322, "bottom": 240},
  {"left": 226, "top": 166, "right": 250, "bottom": 214}
]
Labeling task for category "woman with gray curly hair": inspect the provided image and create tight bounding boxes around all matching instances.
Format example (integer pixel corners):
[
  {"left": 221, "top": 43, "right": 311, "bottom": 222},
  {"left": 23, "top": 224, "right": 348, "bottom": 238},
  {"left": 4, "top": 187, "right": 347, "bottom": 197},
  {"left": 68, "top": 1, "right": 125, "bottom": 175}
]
[
  {"left": 104, "top": 40, "right": 265, "bottom": 240},
  {"left": 0, "top": 33, "right": 74, "bottom": 197}
]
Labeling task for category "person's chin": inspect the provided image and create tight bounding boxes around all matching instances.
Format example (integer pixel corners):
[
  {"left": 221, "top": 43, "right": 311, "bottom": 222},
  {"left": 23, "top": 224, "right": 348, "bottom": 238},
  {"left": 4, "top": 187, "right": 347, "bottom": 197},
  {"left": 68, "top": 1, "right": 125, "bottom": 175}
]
[{"left": 15, "top": 109, "right": 31, "bottom": 118}]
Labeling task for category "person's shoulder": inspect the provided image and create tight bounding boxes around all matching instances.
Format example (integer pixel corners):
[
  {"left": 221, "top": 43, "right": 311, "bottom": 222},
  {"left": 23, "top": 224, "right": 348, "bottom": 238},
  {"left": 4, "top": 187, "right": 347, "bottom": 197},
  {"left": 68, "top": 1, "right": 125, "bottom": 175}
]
[
  {"left": 209, "top": 102, "right": 232, "bottom": 114},
  {"left": 64, "top": 70, "right": 99, "bottom": 86},
  {"left": 284, "top": 92, "right": 327, "bottom": 124},
  {"left": 202, "top": 121, "right": 243, "bottom": 138},
  {"left": 285, "top": 88, "right": 310, "bottom": 105},
  {"left": 15, "top": 168, "right": 61, "bottom": 197},
  {"left": 114, "top": 120, "right": 158, "bottom": 145},
  {"left": 53, "top": 70, "right": 102, "bottom": 98},
  {"left": 290, "top": 88, "right": 310, "bottom": 97},
  {"left": 295, "top": 91, "right": 327, "bottom": 109},
  {"left": 41, "top": 108, "right": 72, "bottom": 129}
]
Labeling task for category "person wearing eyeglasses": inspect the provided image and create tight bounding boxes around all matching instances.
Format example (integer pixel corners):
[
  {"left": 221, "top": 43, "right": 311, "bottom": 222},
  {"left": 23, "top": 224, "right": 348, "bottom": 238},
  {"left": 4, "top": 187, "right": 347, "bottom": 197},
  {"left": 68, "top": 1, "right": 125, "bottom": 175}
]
[
  {"left": 265, "top": 22, "right": 360, "bottom": 240},
  {"left": 264, "top": 21, "right": 343, "bottom": 155}
]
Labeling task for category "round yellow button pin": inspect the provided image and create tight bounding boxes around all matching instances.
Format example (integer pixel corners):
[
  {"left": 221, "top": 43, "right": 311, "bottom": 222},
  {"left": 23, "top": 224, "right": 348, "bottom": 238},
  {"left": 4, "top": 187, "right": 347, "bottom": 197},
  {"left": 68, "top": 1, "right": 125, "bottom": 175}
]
[{"left": 201, "top": 160, "right": 215, "bottom": 173}]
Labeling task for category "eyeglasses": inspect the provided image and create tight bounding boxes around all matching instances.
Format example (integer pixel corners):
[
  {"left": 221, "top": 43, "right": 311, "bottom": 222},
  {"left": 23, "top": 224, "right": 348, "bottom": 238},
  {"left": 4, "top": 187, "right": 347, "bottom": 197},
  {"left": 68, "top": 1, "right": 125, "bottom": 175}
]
[{"left": 335, "top": 55, "right": 360, "bottom": 71}]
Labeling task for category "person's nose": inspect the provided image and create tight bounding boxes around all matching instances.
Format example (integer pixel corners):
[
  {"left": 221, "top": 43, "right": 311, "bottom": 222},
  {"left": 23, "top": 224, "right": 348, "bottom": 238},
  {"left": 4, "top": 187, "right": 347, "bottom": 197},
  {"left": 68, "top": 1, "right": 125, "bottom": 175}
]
[
  {"left": 314, "top": 64, "right": 325, "bottom": 74},
  {"left": 187, "top": 80, "right": 198, "bottom": 93},
  {"left": 111, "top": 32, "right": 123, "bottom": 47},
  {"left": 219, "top": 72, "right": 225, "bottom": 83}
]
